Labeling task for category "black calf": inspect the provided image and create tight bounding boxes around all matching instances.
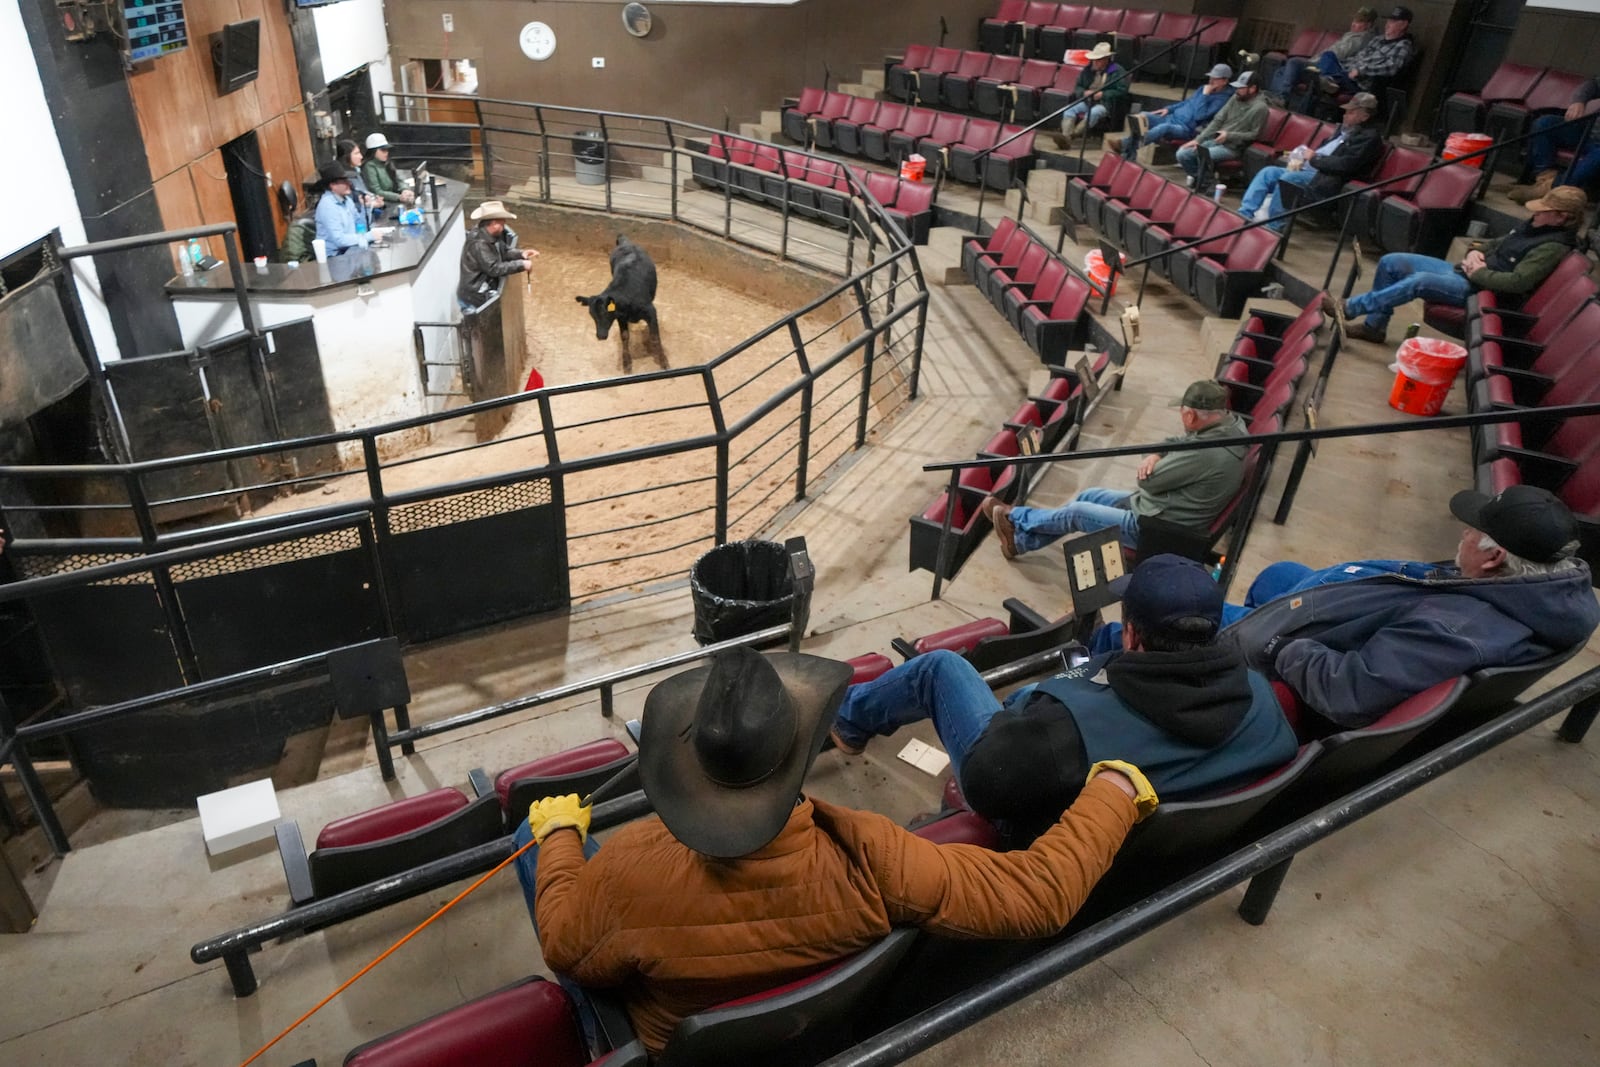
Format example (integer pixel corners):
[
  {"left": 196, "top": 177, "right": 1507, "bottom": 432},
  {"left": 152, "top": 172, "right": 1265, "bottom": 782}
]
[{"left": 574, "top": 235, "right": 667, "bottom": 374}]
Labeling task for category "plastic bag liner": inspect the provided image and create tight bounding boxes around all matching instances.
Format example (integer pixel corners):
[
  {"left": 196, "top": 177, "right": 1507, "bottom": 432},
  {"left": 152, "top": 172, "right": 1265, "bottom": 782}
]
[
  {"left": 689, "top": 540, "right": 796, "bottom": 646},
  {"left": 572, "top": 132, "right": 606, "bottom": 164},
  {"left": 1390, "top": 337, "right": 1467, "bottom": 385}
]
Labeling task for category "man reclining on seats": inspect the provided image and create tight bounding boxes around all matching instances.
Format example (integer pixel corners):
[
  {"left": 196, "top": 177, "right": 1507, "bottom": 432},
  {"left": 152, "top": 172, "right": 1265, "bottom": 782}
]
[
  {"left": 1324, "top": 186, "right": 1587, "bottom": 344},
  {"left": 831, "top": 555, "right": 1296, "bottom": 837},
  {"left": 983, "top": 380, "right": 1249, "bottom": 557},
  {"left": 1108, "top": 64, "right": 1235, "bottom": 161},
  {"left": 519, "top": 645, "right": 1155, "bottom": 1055},
  {"left": 1237, "top": 93, "right": 1385, "bottom": 232},
  {"left": 1218, "top": 486, "right": 1600, "bottom": 729}
]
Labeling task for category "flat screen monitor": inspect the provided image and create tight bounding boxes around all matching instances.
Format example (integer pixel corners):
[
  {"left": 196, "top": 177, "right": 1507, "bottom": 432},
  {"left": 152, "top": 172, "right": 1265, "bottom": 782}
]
[
  {"left": 211, "top": 19, "right": 260, "bottom": 96},
  {"left": 122, "top": 0, "right": 189, "bottom": 63}
]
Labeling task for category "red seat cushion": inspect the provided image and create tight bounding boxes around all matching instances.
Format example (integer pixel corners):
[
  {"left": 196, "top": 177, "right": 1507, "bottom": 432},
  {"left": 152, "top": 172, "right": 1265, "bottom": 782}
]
[
  {"left": 846, "top": 653, "right": 894, "bottom": 685},
  {"left": 912, "top": 810, "right": 1002, "bottom": 849},
  {"left": 346, "top": 977, "right": 588, "bottom": 1067},
  {"left": 942, "top": 775, "right": 968, "bottom": 811},
  {"left": 495, "top": 738, "right": 631, "bottom": 807},
  {"left": 317, "top": 787, "right": 470, "bottom": 851},
  {"left": 912, "top": 617, "right": 1009, "bottom": 655}
]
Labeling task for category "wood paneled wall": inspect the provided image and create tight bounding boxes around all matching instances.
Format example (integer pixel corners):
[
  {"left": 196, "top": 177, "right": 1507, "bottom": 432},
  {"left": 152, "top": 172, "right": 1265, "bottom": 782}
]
[{"left": 129, "top": 0, "right": 315, "bottom": 265}]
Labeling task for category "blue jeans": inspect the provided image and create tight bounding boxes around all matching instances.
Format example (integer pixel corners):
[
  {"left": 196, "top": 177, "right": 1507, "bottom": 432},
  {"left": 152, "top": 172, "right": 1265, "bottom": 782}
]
[
  {"left": 1063, "top": 101, "right": 1109, "bottom": 129},
  {"left": 1269, "top": 56, "right": 1314, "bottom": 98},
  {"left": 1527, "top": 113, "right": 1600, "bottom": 186},
  {"left": 514, "top": 821, "right": 603, "bottom": 1051},
  {"left": 1176, "top": 142, "right": 1239, "bottom": 179},
  {"left": 831, "top": 650, "right": 1004, "bottom": 781},
  {"left": 1124, "top": 119, "right": 1195, "bottom": 158},
  {"left": 1316, "top": 50, "right": 1356, "bottom": 94},
  {"left": 1344, "top": 253, "right": 1474, "bottom": 332},
  {"left": 1238, "top": 165, "right": 1317, "bottom": 231},
  {"left": 1009, "top": 487, "right": 1141, "bottom": 552}
]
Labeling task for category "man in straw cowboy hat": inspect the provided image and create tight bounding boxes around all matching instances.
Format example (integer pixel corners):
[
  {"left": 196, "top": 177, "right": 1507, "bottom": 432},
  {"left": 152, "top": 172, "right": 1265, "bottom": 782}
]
[
  {"left": 516, "top": 645, "right": 1155, "bottom": 1054},
  {"left": 457, "top": 200, "right": 540, "bottom": 311},
  {"left": 1323, "top": 185, "right": 1588, "bottom": 344},
  {"left": 1055, "top": 41, "right": 1129, "bottom": 144}
]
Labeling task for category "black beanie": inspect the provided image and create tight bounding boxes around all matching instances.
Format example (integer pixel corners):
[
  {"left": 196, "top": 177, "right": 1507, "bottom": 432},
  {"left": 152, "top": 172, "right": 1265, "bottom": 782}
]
[{"left": 958, "top": 693, "right": 1089, "bottom": 823}]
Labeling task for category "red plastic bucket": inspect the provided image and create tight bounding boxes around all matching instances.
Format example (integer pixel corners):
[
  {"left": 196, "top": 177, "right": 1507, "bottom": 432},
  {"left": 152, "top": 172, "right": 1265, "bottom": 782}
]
[
  {"left": 1441, "top": 132, "right": 1493, "bottom": 169},
  {"left": 1389, "top": 337, "right": 1467, "bottom": 415},
  {"left": 1084, "top": 249, "right": 1121, "bottom": 297},
  {"left": 899, "top": 154, "right": 927, "bottom": 182},
  {"left": 1065, "top": 49, "right": 1093, "bottom": 67}
]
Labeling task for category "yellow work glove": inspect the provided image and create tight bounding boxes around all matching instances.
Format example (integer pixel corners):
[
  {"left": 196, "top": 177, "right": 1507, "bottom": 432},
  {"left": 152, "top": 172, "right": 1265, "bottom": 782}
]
[
  {"left": 1086, "top": 760, "right": 1159, "bottom": 822},
  {"left": 527, "top": 793, "right": 592, "bottom": 844}
]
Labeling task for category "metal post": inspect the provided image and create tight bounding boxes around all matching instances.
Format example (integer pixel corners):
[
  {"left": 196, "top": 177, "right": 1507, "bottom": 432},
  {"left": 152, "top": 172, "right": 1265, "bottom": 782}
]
[
  {"left": 1558, "top": 692, "right": 1600, "bottom": 743},
  {"left": 928, "top": 467, "right": 961, "bottom": 601},
  {"left": 786, "top": 536, "right": 815, "bottom": 655},
  {"left": 1237, "top": 856, "right": 1294, "bottom": 925},
  {"left": 0, "top": 694, "right": 69, "bottom": 856},
  {"left": 222, "top": 949, "right": 257, "bottom": 997},
  {"left": 791, "top": 319, "right": 813, "bottom": 500},
  {"left": 369, "top": 708, "right": 397, "bottom": 781},
  {"left": 125, "top": 470, "right": 202, "bottom": 682}
]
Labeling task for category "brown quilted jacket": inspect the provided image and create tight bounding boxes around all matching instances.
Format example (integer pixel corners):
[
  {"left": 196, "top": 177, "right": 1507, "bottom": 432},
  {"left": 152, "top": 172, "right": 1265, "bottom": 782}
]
[{"left": 535, "top": 777, "right": 1136, "bottom": 1052}]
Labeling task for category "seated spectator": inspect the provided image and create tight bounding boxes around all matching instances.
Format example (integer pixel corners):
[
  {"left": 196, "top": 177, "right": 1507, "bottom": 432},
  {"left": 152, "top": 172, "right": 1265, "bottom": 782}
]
[
  {"left": 1324, "top": 185, "right": 1587, "bottom": 343},
  {"left": 1267, "top": 7, "right": 1377, "bottom": 105},
  {"left": 335, "top": 139, "right": 385, "bottom": 218},
  {"left": 1176, "top": 71, "right": 1269, "bottom": 185},
  {"left": 1237, "top": 93, "right": 1384, "bottom": 232},
  {"left": 1108, "top": 64, "right": 1234, "bottom": 160},
  {"left": 1316, "top": 5, "right": 1415, "bottom": 100},
  {"left": 521, "top": 646, "right": 1153, "bottom": 1055},
  {"left": 1219, "top": 486, "right": 1600, "bottom": 728},
  {"left": 1509, "top": 74, "right": 1600, "bottom": 205},
  {"left": 1055, "top": 43, "right": 1129, "bottom": 144},
  {"left": 831, "top": 555, "right": 1296, "bottom": 838},
  {"left": 361, "top": 133, "right": 416, "bottom": 209},
  {"left": 313, "top": 161, "right": 369, "bottom": 256},
  {"left": 983, "top": 380, "right": 1248, "bottom": 555}
]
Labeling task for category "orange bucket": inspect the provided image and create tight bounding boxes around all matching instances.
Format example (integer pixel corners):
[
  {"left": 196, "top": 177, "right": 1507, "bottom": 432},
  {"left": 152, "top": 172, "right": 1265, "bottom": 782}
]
[
  {"left": 1066, "top": 49, "right": 1092, "bottom": 66},
  {"left": 1388, "top": 337, "right": 1466, "bottom": 415},
  {"left": 899, "top": 153, "right": 927, "bottom": 182},
  {"left": 1441, "top": 132, "right": 1493, "bottom": 169},
  {"left": 1084, "top": 249, "right": 1121, "bottom": 297}
]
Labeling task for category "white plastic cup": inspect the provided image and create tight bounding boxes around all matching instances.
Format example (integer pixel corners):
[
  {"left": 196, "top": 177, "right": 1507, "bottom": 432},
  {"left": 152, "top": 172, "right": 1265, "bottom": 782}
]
[
  {"left": 253, "top": 256, "right": 268, "bottom": 271},
  {"left": 312, "top": 238, "right": 328, "bottom": 262},
  {"left": 1213, "top": 183, "right": 1226, "bottom": 203}
]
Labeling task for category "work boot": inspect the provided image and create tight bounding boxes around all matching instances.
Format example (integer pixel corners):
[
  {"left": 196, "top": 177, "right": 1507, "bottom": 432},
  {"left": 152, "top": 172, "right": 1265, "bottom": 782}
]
[
  {"left": 827, "top": 727, "right": 866, "bottom": 757},
  {"left": 1344, "top": 319, "right": 1387, "bottom": 344},
  {"left": 980, "top": 496, "right": 1017, "bottom": 559},
  {"left": 1508, "top": 170, "right": 1559, "bottom": 204},
  {"left": 1060, "top": 116, "right": 1084, "bottom": 144},
  {"left": 1318, "top": 290, "right": 1348, "bottom": 329},
  {"left": 1104, "top": 134, "right": 1126, "bottom": 154}
]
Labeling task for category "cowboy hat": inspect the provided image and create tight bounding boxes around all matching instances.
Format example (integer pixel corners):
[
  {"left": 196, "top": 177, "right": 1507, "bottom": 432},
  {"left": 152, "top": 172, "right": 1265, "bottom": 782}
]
[
  {"left": 1086, "top": 42, "right": 1114, "bottom": 61},
  {"left": 470, "top": 200, "right": 518, "bottom": 222},
  {"left": 639, "top": 645, "right": 853, "bottom": 858},
  {"left": 317, "top": 161, "right": 351, "bottom": 186}
]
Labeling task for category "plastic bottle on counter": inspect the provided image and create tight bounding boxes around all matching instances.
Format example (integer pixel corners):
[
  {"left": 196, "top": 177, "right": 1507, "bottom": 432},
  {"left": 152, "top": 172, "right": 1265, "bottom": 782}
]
[
  {"left": 188, "top": 238, "right": 202, "bottom": 266},
  {"left": 355, "top": 214, "right": 369, "bottom": 248}
]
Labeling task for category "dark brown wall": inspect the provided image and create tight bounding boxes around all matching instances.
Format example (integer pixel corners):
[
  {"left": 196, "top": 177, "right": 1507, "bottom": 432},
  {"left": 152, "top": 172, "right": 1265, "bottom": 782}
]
[
  {"left": 1506, "top": 7, "right": 1600, "bottom": 73},
  {"left": 386, "top": 0, "right": 1220, "bottom": 131}
]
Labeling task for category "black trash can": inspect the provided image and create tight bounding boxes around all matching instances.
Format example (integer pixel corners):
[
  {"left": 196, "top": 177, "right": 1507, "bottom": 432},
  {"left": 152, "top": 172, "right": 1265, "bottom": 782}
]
[
  {"left": 689, "top": 540, "right": 796, "bottom": 646},
  {"left": 572, "top": 131, "right": 607, "bottom": 186}
]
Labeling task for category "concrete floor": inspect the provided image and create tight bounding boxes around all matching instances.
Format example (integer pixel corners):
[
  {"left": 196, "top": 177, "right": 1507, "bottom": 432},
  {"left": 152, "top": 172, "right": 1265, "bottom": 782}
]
[{"left": 3, "top": 151, "right": 1599, "bottom": 1066}]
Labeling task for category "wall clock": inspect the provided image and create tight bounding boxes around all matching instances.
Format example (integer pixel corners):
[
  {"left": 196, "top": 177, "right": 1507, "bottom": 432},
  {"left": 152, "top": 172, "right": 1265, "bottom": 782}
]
[{"left": 519, "top": 21, "right": 557, "bottom": 61}]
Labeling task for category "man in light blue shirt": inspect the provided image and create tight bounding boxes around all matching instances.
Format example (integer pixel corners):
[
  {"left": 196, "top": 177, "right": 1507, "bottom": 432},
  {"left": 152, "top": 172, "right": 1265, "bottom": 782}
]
[{"left": 314, "top": 160, "right": 367, "bottom": 255}]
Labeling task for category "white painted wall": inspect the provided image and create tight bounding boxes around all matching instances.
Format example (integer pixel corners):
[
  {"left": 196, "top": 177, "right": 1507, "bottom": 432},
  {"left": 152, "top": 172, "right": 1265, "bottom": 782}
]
[
  {"left": 2, "top": 0, "right": 121, "bottom": 364},
  {"left": 313, "top": 0, "right": 390, "bottom": 82}
]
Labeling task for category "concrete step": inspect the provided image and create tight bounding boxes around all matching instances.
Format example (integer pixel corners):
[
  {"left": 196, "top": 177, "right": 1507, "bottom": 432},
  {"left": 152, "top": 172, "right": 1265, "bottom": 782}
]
[
  {"left": 859, "top": 68, "right": 886, "bottom": 91},
  {"left": 921, "top": 226, "right": 970, "bottom": 287},
  {"left": 759, "top": 109, "right": 784, "bottom": 131},
  {"left": 739, "top": 122, "right": 776, "bottom": 141},
  {"left": 1008, "top": 181, "right": 1066, "bottom": 226},
  {"left": 837, "top": 82, "right": 880, "bottom": 99}
]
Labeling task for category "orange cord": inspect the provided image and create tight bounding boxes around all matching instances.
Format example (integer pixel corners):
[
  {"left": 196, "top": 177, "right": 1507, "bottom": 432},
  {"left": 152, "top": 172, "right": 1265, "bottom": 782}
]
[{"left": 237, "top": 833, "right": 539, "bottom": 1067}]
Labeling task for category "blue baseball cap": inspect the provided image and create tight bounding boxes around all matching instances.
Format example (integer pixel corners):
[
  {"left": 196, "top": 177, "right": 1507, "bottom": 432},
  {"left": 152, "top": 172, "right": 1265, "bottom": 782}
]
[{"left": 1107, "top": 554, "right": 1225, "bottom": 642}]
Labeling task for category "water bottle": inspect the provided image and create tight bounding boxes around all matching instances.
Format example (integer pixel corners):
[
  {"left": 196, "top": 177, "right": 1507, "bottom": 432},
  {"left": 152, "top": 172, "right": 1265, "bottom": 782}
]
[
  {"left": 187, "top": 238, "right": 202, "bottom": 266},
  {"left": 355, "top": 213, "right": 369, "bottom": 248},
  {"left": 177, "top": 242, "right": 193, "bottom": 276}
]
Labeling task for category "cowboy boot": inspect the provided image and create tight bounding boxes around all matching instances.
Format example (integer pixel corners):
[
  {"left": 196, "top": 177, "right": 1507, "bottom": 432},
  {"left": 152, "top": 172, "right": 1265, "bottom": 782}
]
[{"left": 1508, "top": 170, "right": 1559, "bottom": 204}]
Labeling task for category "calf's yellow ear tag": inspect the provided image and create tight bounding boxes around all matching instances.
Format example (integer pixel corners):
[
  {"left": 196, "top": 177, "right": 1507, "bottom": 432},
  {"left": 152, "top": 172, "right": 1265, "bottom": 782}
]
[{"left": 606, "top": 301, "right": 616, "bottom": 312}]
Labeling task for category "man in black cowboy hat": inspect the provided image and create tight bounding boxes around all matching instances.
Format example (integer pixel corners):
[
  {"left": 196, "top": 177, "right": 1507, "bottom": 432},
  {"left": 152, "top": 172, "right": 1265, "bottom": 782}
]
[
  {"left": 313, "top": 160, "right": 369, "bottom": 256},
  {"left": 517, "top": 646, "right": 1154, "bottom": 1055}
]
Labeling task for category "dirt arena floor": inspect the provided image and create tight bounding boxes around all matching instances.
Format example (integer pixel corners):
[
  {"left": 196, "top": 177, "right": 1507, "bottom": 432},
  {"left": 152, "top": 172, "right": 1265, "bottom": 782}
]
[{"left": 261, "top": 220, "right": 869, "bottom": 599}]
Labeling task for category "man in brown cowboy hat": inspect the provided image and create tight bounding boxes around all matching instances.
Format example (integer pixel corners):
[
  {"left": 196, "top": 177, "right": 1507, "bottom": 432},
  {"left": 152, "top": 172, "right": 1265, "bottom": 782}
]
[
  {"left": 457, "top": 200, "right": 540, "bottom": 311},
  {"left": 518, "top": 645, "right": 1154, "bottom": 1055},
  {"left": 1324, "top": 185, "right": 1589, "bottom": 343}
]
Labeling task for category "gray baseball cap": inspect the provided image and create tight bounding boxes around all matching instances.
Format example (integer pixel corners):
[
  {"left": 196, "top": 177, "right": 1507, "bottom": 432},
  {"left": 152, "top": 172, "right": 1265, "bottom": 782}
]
[{"left": 1209, "top": 63, "right": 1234, "bottom": 80}]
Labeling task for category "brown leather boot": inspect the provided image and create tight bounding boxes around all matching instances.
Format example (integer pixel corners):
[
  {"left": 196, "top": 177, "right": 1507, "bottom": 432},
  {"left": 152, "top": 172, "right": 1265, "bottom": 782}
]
[
  {"left": 1104, "top": 135, "right": 1125, "bottom": 154},
  {"left": 1508, "top": 170, "right": 1558, "bottom": 204}
]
